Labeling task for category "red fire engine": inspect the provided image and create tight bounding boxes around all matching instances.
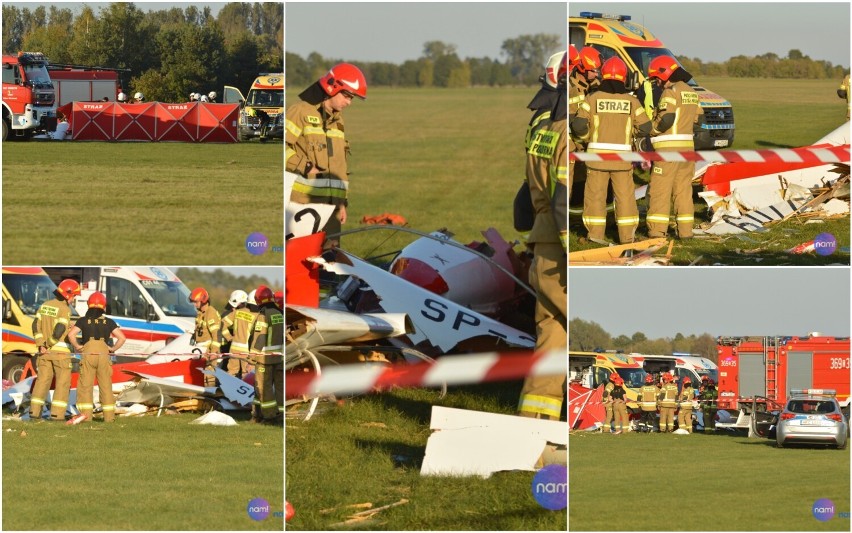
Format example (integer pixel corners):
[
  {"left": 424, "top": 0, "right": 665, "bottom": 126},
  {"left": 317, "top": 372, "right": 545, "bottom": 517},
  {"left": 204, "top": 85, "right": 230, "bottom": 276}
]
[
  {"left": 716, "top": 335, "right": 850, "bottom": 413},
  {"left": 1, "top": 51, "right": 56, "bottom": 140},
  {"left": 47, "top": 65, "right": 125, "bottom": 107}
]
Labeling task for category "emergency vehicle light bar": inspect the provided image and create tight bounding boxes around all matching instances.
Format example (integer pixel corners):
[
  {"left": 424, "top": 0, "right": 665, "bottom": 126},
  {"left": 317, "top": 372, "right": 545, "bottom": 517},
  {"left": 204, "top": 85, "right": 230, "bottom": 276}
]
[
  {"left": 791, "top": 389, "right": 837, "bottom": 397},
  {"left": 579, "top": 12, "right": 631, "bottom": 21}
]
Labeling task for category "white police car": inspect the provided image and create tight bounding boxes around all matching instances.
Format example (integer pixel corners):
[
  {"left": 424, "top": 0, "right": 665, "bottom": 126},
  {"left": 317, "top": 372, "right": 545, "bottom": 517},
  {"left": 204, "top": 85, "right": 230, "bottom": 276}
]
[{"left": 775, "top": 390, "right": 848, "bottom": 449}]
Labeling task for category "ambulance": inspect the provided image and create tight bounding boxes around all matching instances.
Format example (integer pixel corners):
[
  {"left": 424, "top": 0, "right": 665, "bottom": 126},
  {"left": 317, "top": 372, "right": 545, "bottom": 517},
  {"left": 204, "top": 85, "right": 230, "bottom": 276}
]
[
  {"left": 2, "top": 267, "right": 197, "bottom": 382},
  {"left": 569, "top": 351, "right": 648, "bottom": 409},
  {"left": 630, "top": 353, "right": 718, "bottom": 388},
  {"left": 224, "top": 73, "right": 284, "bottom": 141},
  {"left": 569, "top": 12, "right": 735, "bottom": 150}
]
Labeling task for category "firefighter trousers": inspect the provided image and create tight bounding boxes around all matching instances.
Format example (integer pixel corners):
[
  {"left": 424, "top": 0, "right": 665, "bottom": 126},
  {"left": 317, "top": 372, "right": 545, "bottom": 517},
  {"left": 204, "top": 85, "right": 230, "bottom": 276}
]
[
  {"left": 647, "top": 161, "right": 695, "bottom": 238},
  {"left": 613, "top": 400, "right": 629, "bottom": 432},
  {"left": 659, "top": 406, "right": 676, "bottom": 432},
  {"left": 253, "top": 355, "right": 283, "bottom": 420},
  {"left": 678, "top": 407, "right": 693, "bottom": 433},
  {"left": 603, "top": 402, "right": 613, "bottom": 431},
  {"left": 518, "top": 242, "right": 566, "bottom": 420},
  {"left": 583, "top": 163, "right": 638, "bottom": 243},
  {"left": 30, "top": 353, "right": 72, "bottom": 420},
  {"left": 77, "top": 351, "right": 115, "bottom": 422}
]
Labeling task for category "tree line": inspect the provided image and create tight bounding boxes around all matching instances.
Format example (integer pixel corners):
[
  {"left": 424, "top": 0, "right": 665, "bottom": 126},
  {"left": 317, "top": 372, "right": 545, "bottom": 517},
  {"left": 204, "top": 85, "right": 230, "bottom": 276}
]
[
  {"left": 569, "top": 318, "right": 718, "bottom": 362},
  {"left": 175, "top": 267, "right": 280, "bottom": 314},
  {"left": 2, "top": 2, "right": 282, "bottom": 102},
  {"left": 286, "top": 33, "right": 563, "bottom": 89},
  {"left": 678, "top": 49, "right": 848, "bottom": 79}
]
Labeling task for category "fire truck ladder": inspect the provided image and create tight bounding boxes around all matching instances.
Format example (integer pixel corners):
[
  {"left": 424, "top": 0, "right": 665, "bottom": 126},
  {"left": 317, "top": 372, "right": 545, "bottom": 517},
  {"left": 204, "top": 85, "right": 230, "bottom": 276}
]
[{"left": 765, "top": 337, "right": 778, "bottom": 401}]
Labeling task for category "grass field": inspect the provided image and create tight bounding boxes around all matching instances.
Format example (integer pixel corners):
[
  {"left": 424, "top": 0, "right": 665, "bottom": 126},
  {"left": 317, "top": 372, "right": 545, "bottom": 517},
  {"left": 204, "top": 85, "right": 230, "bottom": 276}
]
[
  {"left": 2, "top": 412, "right": 283, "bottom": 530},
  {"left": 2, "top": 142, "right": 283, "bottom": 265},
  {"left": 569, "top": 77, "right": 850, "bottom": 265},
  {"left": 285, "top": 382, "right": 567, "bottom": 531},
  {"left": 569, "top": 430, "right": 851, "bottom": 531}
]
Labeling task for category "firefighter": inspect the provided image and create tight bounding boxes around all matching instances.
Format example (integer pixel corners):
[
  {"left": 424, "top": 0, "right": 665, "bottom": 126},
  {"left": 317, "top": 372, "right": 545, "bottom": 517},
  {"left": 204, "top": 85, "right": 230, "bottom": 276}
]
[
  {"left": 838, "top": 74, "right": 850, "bottom": 121},
  {"left": 208, "top": 91, "right": 217, "bottom": 103},
  {"left": 610, "top": 375, "right": 629, "bottom": 434},
  {"left": 117, "top": 92, "right": 127, "bottom": 103},
  {"left": 131, "top": 91, "right": 144, "bottom": 103},
  {"left": 286, "top": 62, "right": 367, "bottom": 248},
  {"left": 219, "top": 289, "right": 256, "bottom": 377},
  {"left": 28, "top": 279, "right": 80, "bottom": 421},
  {"left": 67, "top": 292, "right": 126, "bottom": 423},
  {"left": 567, "top": 44, "right": 582, "bottom": 198},
  {"left": 677, "top": 376, "right": 695, "bottom": 433},
  {"left": 645, "top": 56, "right": 703, "bottom": 239},
  {"left": 658, "top": 372, "right": 679, "bottom": 433},
  {"left": 572, "top": 57, "right": 651, "bottom": 244},
  {"left": 516, "top": 61, "right": 568, "bottom": 426},
  {"left": 638, "top": 373, "right": 660, "bottom": 432},
  {"left": 515, "top": 50, "right": 567, "bottom": 243},
  {"left": 190, "top": 287, "right": 222, "bottom": 386},
  {"left": 571, "top": 47, "right": 601, "bottom": 96},
  {"left": 249, "top": 285, "right": 284, "bottom": 424},
  {"left": 701, "top": 379, "right": 718, "bottom": 432},
  {"left": 601, "top": 371, "right": 617, "bottom": 433}
]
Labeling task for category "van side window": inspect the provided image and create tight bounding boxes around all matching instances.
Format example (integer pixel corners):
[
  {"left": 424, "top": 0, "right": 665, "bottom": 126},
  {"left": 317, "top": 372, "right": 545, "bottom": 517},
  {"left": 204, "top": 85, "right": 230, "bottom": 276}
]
[{"left": 104, "top": 277, "right": 145, "bottom": 319}]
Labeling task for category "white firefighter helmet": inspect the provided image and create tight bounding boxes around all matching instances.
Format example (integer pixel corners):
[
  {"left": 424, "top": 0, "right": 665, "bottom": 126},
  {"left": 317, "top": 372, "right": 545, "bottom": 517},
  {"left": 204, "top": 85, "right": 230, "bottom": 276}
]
[
  {"left": 134, "top": 92, "right": 144, "bottom": 101},
  {"left": 543, "top": 51, "right": 567, "bottom": 89},
  {"left": 189, "top": 92, "right": 198, "bottom": 101},
  {"left": 247, "top": 289, "right": 257, "bottom": 305},
  {"left": 228, "top": 289, "right": 248, "bottom": 308},
  {"left": 117, "top": 92, "right": 127, "bottom": 102},
  {"left": 200, "top": 94, "right": 209, "bottom": 102},
  {"left": 208, "top": 91, "right": 217, "bottom": 100}
]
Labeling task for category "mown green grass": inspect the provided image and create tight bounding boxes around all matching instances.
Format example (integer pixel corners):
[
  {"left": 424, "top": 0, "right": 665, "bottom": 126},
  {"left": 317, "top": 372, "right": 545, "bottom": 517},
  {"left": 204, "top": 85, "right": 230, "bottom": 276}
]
[
  {"left": 2, "top": 142, "right": 283, "bottom": 265},
  {"left": 285, "top": 382, "right": 567, "bottom": 531},
  {"left": 287, "top": 87, "right": 533, "bottom": 258},
  {"left": 570, "top": 430, "right": 850, "bottom": 531},
  {"left": 2, "top": 412, "right": 283, "bottom": 530},
  {"left": 569, "top": 77, "right": 850, "bottom": 265}
]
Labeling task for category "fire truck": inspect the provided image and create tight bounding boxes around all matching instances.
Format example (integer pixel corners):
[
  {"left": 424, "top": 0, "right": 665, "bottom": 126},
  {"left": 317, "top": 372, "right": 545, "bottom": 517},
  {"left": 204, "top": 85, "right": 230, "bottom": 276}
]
[
  {"left": 716, "top": 335, "right": 850, "bottom": 417},
  {"left": 1, "top": 51, "right": 56, "bottom": 140},
  {"left": 47, "top": 64, "right": 126, "bottom": 106}
]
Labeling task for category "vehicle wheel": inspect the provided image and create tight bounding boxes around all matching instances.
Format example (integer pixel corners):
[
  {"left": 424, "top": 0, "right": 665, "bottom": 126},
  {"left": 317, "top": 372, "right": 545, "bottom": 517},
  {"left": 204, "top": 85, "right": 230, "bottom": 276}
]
[
  {"left": 2, "top": 118, "right": 8, "bottom": 142},
  {"left": 2, "top": 354, "right": 29, "bottom": 383},
  {"left": 838, "top": 440, "right": 847, "bottom": 450}
]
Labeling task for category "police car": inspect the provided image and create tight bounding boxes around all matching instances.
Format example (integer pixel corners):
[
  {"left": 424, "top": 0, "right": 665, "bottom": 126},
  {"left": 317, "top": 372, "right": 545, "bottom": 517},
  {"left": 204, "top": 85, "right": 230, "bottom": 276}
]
[{"left": 775, "top": 390, "right": 848, "bottom": 449}]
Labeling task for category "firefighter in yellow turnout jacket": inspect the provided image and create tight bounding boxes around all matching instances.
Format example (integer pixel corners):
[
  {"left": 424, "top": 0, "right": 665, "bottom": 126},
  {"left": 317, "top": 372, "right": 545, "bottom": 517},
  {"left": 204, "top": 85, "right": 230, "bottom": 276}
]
[
  {"left": 517, "top": 68, "right": 568, "bottom": 422},
  {"left": 646, "top": 56, "right": 703, "bottom": 239},
  {"left": 67, "top": 292, "right": 126, "bottom": 422},
  {"left": 286, "top": 63, "right": 367, "bottom": 245},
  {"left": 219, "top": 290, "right": 256, "bottom": 377},
  {"left": 249, "top": 286, "right": 284, "bottom": 423},
  {"left": 569, "top": 47, "right": 602, "bottom": 198},
  {"left": 678, "top": 376, "right": 695, "bottom": 433},
  {"left": 658, "top": 373, "right": 679, "bottom": 432},
  {"left": 573, "top": 57, "right": 651, "bottom": 244},
  {"left": 190, "top": 287, "right": 222, "bottom": 386},
  {"left": 638, "top": 374, "right": 660, "bottom": 432},
  {"left": 29, "top": 279, "right": 80, "bottom": 420}
]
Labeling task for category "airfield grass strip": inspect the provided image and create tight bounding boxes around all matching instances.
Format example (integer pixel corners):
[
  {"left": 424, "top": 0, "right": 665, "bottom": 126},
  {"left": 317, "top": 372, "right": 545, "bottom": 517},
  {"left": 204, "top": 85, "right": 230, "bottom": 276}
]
[
  {"left": 2, "top": 142, "right": 283, "bottom": 265},
  {"left": 2, "top": 412, "right": 284, "bottom": 531},
  {"left": 285, "top": 382, "right": 567, "bottom": 531},
  {"left": 569, "top": 430, "right": 850, "bottom": 531}
]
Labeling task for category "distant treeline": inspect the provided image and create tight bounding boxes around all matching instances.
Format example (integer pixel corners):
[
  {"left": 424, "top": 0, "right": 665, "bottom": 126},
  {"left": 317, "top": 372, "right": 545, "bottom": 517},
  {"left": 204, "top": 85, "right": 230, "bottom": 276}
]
[
  {"left": 2, "top": 2, "right": 282, "bottom": 102},
  {"left": 175, "top": 267, "right": 280, "bottom": 313},
  {"left": 570, "top": 318, "right": 718, "bottom": 362},
  {"left": 678, "top": 49, "right": 848, "bottom": 79},
  {"left": 286, "top": 33, "right": 563, "bottom": 89}
]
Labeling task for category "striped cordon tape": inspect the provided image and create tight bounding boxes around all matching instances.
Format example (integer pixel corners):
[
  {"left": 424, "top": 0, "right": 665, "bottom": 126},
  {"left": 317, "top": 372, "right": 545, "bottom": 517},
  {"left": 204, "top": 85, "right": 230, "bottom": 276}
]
[
  {"left": 569, "top": 144, "right": 850, "bottom": 164},
  {"left": 285, "top": 349, "right": 566, "bottom": 399}
]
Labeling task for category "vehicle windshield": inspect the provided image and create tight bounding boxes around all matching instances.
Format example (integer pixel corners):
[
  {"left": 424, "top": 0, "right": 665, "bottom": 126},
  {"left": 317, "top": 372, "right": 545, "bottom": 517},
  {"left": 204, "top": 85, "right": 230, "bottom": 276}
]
[
  {"left": 23, "top": 64, "right": 51, "bottom": 84},
  {"left": 624, "top": 47, "right": 697, "bottom": 86},
  {"left": 616, "top": 367, "right": 647, "bottom": 389},
  {"left": 139, "top": 280, "right": 196, "bottom": 317},
  {"left": 247, "top": 89, "right": 283, "bottom": 107},
  {"left": 696, "top": 368, "right": 718, "bottom": 382},
  {"left": 786, "top": 399, "right": 837, "bottom": 415},
  {"left": 3, "top": 273, "right": 57, "bottom": 316}
]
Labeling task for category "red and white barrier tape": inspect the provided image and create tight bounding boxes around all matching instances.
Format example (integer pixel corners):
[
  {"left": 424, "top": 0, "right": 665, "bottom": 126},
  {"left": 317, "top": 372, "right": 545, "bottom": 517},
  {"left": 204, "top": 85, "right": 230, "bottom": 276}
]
[
  {"left": 285, "top": 350, "right": 565, "bottom": 399},
  {"left": 569, "top": 144, "right": 850, "bottom": 164}
]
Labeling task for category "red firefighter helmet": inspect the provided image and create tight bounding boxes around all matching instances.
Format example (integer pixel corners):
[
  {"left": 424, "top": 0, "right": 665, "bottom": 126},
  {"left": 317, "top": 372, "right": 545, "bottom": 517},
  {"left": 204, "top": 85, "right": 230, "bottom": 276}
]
[
  {"left": 648, "top": 55, "right": 679, "bottom": 82},
  {"left": 255, "top": 285, "right": 274, "bottom": 305},
  {"left": 708, "top": 379, "right": 716, "bottom": 387},
  {"left": 601, "top": 57, "right": 628, "bottom": 82},
  {"left": 56, "top": 279, "right": 81, "bottom": 301},
  {"left": 645, "top": 374, "right": 654, "bottom": 384},
  {"left": 569, "top": 44, "right": 580, "bottom": 71},
  {"left": 576, "top": 47, "right": 602, "bottom": 73},
  {"left": 612, "top": 376, "right": 624, "bottom": 386},
  {"left": 319, "top": 63, "right": 367, "bottom": 99},
  {"left": 663, "top": 373, "right": 674, "bottom": 383},
  {"left": 87, "top": 292, "right": 107, "bottom": 310},
  {"left": 189, "top": 287, "right": 209, "bottom": 305},
  {"left": 682, "top": 376, "right": 692, "bottom": 385},
  {"left": 610, "top": 372, "right": 619, "bottom": 382},
  {"left": 273, "top": 290, "right": 284, "bottom": 309}
]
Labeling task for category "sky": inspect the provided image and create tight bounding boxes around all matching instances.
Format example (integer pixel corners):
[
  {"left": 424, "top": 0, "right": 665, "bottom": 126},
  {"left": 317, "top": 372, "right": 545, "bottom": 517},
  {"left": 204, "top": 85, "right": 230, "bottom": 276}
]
[
  {"left": 571, "top": 1, "right": 851, "bottom": 69},
  {"left": 569, "top": 268, "right": 851, "bottom": 340},
  {"left": 286, "top": 2, "right": 567, "bottom": 63}
]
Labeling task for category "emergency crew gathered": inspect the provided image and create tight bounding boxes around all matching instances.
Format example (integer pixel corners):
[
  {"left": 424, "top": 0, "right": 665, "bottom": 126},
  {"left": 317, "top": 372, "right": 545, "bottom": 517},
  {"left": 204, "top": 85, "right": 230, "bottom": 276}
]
[
  {"left": 568, "top": 49, "right": 706, "bottom": 243},
  {"left": 190, "top": 287, "right": 222, "bottom": 387},
  {"left": 286, "top": 62, "right": 367, "bottom": 248}
]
